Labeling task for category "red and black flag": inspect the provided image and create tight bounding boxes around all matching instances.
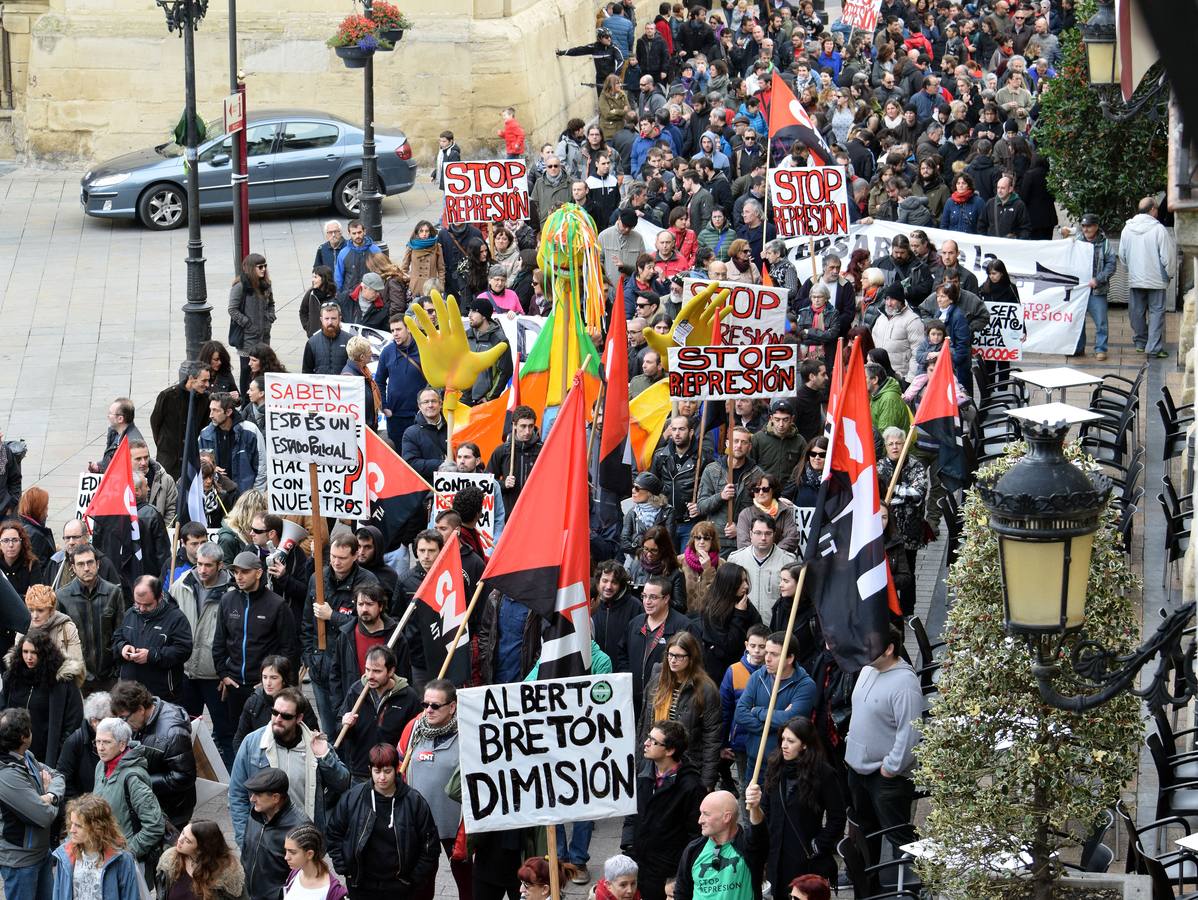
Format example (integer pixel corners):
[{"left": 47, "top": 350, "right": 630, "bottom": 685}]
[
  {"left": 912, "top": 341, "right": 965, "bottom": 492},
  {"left": 84, "top": 436, "right": 143, "bottom": 588},
  {"left": 411, "top": 534, "right": 471, "bottom": 686},
  {"left": 596, "top": 281, "right": 632, "bottom": 497},
  {"left": 483, "top": 372, "right": 592, "bottom": 678},
  {"left": 806, "top": 340, "right": 899, "bottom": 672},
  {"left": 364, "top": 427, "right": 432, "bottom": 550},
  {"left": 767, "top": 76, "right": 832, "bottom": 165}
]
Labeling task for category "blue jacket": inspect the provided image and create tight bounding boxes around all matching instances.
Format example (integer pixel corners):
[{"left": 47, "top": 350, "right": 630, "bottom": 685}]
[
  {"left": 401, "top": 417, "right": 447, "bottom": 482},
  {"left": 734, "top": 664, "right": 817, "bottom": 778},
  {"left": 939, "top": 192, "right": 986, "bottom": 234},
  {"left": 375, "top": 339, "right": 426, "bottom": 422},
  {"left": 735, "top": 104, "right": 766, "bottom": 136},
  {"left": 198, "top": 420, "right": 259, "bottom": 493},
  {"left": 227, "top": 721, "right": 351, "bottom": 846},
  {"left": 52, "top": 844, "right": 140, "bottom": 900},
  {"left": 604, "top": 12, "right": 635, "bottom": 60},
  {"left": 314, "top": 239, "right": 342, "bottom": 272},
  {"left": 720, "top": 652, "right": 764, "bottom": 753},
  {"left": 333, "top": 238, "right": 382, "bottom": 291},
  {"left": 940, "top": 303, "right": 973, "bottom": 390}
]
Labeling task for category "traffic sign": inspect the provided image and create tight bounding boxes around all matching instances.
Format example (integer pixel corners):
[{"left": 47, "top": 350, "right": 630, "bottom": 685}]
[{"left": 224, "top": 92, "right": 244, "bottom": 133}]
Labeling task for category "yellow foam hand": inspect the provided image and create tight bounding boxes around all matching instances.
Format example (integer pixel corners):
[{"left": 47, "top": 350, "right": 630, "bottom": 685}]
[
  {"left": 409, "top": 290, "right": 509, "bottom": 396},
  {"left": 643, "top": 282, "right": 731, "bottom": 369}
]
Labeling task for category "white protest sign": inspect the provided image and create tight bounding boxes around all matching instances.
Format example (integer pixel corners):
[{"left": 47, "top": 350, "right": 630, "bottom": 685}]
[
  {"left": 789, "top": 221, "right": 1091, "bottom": 355},
  {"left": 443, "top": 160, "right": 530, "bottom": 225},
  {"left": 264, "top": 374, "right": 369, "bottom": 521},
  {"left": 767, "top": 166, "right": 851, "bottom": 241},
  {"left": 681, "top": 278, "right": 788, "bottom": 345},
  {"left": 973, "top": 297, "right": 1025, "bottom": 362},
  {"left": 841, "top": 0, "right": 882, "bottom": 32},
  {"left": 76, "top": 472, "right": 102, "bottom": 520},
  {"left": 458, "top": 674, "right": 637, "bottom": 833},
  {"left": 265, "top": 374, "right": 361, "bottom": 466},
  {"left": 667, "top": 345, "right": 800, "bottom": 400},
  {"left": 794, "top": 506, "right": 816, "bottom": 557},
  {"left": 432, "top": 471, "right": 499, "bottom": 558}
]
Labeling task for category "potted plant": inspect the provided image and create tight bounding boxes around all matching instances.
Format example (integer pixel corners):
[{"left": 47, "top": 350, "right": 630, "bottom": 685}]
[
  {"left": 327, "top": 14, "right": 390, "bottom": 67},
  {"left": 369, "top": 1, "right": 411, "bottom": 45}
]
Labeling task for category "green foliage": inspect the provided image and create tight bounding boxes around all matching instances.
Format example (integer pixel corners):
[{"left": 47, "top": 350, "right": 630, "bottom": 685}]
[
  {"left": 913, "top": 443, "right": 1142, "bottom": 900},
  {"left": 1032, "top": 27, "right": 1167, "bottom": 232}
]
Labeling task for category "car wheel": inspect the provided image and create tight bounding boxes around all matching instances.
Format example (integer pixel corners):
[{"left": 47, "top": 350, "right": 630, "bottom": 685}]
[
  {"left": 137, "top": 183, "right": 187, "bottom": 230},
  {"left": 334, "top": 172, "right": 362, "bottom": 218}
]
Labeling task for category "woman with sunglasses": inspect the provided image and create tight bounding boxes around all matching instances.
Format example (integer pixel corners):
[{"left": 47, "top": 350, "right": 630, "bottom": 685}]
[
  {"left": 745, "top": 717, "right": 846, "bottom": 888},
  {"left": 637, "top": 632, "right": 722, "bottom": 791},
  {"left": 227, "top": 253, "right": 276, "bottom": 396},
  {"left": 516, "top": 856, "right": 568, "bottom": 900},
  {"left": 628, "top": 526, "right": 686, "bottom": 614},
  {"left": 736, "top": 473, "right": 800, "bottom": 553},
  {"left": 784, "top": 438, "right": 828, "bottom": 508}
]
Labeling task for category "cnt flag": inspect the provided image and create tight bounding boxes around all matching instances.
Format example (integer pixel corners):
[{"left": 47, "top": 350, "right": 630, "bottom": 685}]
[
  {"left": 411, "top": 534, "right": 471, "bottom": 686},
  {"left": 84, "top": 436, "right": 143, "bottom": 588},
  {"left": 806, "top": 339, "right": 898, "bottom": 672},
  {"left": 912, "top": 340, "right": 966, "bottom": 493},
  {"left": 483, "top": 372, "right": 592, "bottom": 678},
  {"left": 364, "top": 427, "right": 432, "bottom": 549},
  {"left": 767, "top": 76, "right": 832, "bottom": 165},
  {"left": 597, "top": 280, "right": 632, "bottom": 497}
]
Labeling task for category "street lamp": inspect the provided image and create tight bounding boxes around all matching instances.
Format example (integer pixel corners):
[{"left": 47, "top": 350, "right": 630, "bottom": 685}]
[
  {"left": 979, "top": 420, "right": 1197, "bottom": 713},
  {"left": 359, "top": 0, "right": 385, "bottom": 249},
  {"left": 1079, "top": 0, "right": 1169, "bottom": 122},
  {"left": 157, "top": 0, "right": 212, "bottom": 360}
]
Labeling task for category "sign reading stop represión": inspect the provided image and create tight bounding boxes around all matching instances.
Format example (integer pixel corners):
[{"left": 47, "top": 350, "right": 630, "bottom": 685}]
[
  {"left": 768, "top": 166, "right": 851, "bottom": 241},
  {"left": 667, "top": 345, "right": 801, "bottom": 400},
  {"left": 443, "top": 160, "right": 530, "bottom": 225}
]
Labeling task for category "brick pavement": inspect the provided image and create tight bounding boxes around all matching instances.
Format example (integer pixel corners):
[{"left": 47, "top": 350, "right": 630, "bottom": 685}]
[{"left": 0, "top": 164, "right": 1188, "bottom": 895}]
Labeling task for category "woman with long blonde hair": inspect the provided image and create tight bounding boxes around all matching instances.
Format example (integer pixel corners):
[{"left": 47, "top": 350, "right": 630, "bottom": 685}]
[
  {"left": 637, "top": 631, "right": 723, "bottom": 790},
  {"left": 51, "top": 795, "right": 141, "bottom": 900},
  {"left": 216, "top": 489, "right": 267, "bottom": 564}
]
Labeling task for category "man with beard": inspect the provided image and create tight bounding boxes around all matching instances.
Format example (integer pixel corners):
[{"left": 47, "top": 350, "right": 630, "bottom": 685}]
[
  {"left": 301, "top": 301, "right": 352, "bottom": 375},
  {"left": 331, "top": 582, "right": 406, "bottom": 706},
  {"left": 227, "top": 685, "right": 350, "bottom": 846},
  {"left": 487, "top": 406, "right": 542, "bottom": 517},
  {"left": 337, "top": 645, "right": 420, "bottom": 780},
  {"left": 875, "top": 234, "right": 933, "bottom": 302},
  {"left": 150, "top": 361, "right": 210, "bottom": 480}
]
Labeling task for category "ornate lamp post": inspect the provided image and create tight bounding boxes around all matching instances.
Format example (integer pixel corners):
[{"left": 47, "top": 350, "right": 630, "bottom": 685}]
[
  {"left": 979, "top": 421, "right": 1197, "bottom": 713},
  {"left": 359, "top": 0, "right": 385, "bottom": 248},
  {"left": 1079, "top": 0, "right": 1168, "bottom": 122},
  {"left": 157, "top": 0, "right": 212, "bottom": 360}
]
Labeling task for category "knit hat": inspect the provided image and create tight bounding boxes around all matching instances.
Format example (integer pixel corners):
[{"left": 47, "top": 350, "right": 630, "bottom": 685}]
[{"left": 470, "top": 297, "right": 495, "bottom": 319}]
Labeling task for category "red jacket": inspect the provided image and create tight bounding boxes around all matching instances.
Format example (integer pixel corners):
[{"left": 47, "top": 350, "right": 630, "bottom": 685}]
[{"left": 498, "top": 118, "right": 526, "bottom": 155}]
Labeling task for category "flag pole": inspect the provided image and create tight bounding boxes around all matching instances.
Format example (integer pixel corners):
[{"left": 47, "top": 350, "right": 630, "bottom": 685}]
[
  {"left": 725, "top": 401, "right": 735, "bottom": 526},
  {"left": 167, "top": 527, "right": 181, "bottom": 588},
  {"left": 884, "top": 426, "right": 918, "bottom": 505},
  {"left": 171, "top": 386, "right": 198, "bottom": 587},
  {"left": 761, "top": 117, "right": 772, "bottom": 256},
  {"left": 334, "top": 599, "right": 419, "bottom": 750},
  {"left": 547, "top": 826, "right": 563, "bottom": 900},
  {"left": 691, "top": 399, "right": 709, "bottom": 507},
  {"left": 586, "top": 380, "right": 607, "bottom": 482},
  {"left": 444, "top": 394, "right": 457, "bottom": 464},
  {"left": 395, "top": 578, "right": 486, "bottom": 778},
  {"left": 809, "top": 237, "right": 818, "bottom": 281},
  {"left": 309, "top": 463, "right": 327, "bottom": 650},
  {"left": 750, "top": 562, "right": 812, "bottom": 785}
]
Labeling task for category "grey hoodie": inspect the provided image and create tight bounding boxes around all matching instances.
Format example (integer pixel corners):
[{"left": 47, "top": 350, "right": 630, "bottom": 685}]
[
  {"left": 844, "top": 659, "right": 924, "bottom": 777},
  {"left": 1118, "top": 212, "right": 1173, "bottom": 290},
  {"left": 0, "top": 751, "right": 65, "bottom": 867}
]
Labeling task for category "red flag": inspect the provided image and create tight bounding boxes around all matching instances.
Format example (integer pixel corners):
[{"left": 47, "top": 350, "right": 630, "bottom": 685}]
[
  {"left": 768, "top": 76, "right": 831, "bottom": 165},
  {"left": 483, "top": 373, "right": 592, "bottom": 677},
  {"left": 365, "top": 427, "right": 431, "bottom": 500},
  {"left": 761, "top": 263, "right": 774, "bottom": 287},
  {"left": 411, "top": 534, "right": 471, "bottom": 685},
  {"left": 912, "top": 339, "right": 965, "bottom": 491},
  {"left": 598, "top": 285, "right": 632, "bottom": 496},
  {"left": 807, "top": 340, "right": 900, "bottom": 671},
  {"left": 84, "top": 437, "right": 142, "bottom": 584}
]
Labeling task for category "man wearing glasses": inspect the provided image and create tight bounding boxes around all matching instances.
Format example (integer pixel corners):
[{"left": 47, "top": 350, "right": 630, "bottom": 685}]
[
  {"left": 314, "top": 220, "right": 344, "bottom": 271},
  {"left": 227, "top": 685, "right": 349, "bottom": 847}
]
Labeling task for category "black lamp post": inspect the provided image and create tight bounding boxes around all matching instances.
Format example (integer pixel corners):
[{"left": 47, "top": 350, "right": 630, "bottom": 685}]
[
  {"left": 1080, "top": 0, "right": 1169, "bottom": 123},
  {"left": 158, "top": 0, "right": 212, "bottom": 361},
  {"left": 359, "top": 0, "right": 384, "bottom": 249},
  {"left": 979, "top": 420, "right": 1197, "bottom": 713}
]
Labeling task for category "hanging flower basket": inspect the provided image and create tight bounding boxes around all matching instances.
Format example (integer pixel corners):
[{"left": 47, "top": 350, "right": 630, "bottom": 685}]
[
  {"left": 379, "top": 27, "right": 403, "bottom": 45},
  {"left": 370, "top": 1, "right": 412, "bottom": 42},
  {"left": 335, "top": 44, "right": 373, "bottom": 67}
]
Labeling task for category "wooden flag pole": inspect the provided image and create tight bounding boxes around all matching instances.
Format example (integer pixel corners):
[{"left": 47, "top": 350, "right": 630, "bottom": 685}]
[
  {"left": 586, "top": 380, "right": 607, "bottom": 483},
  {"left": 884, "top": 426, "right": 918, "bottom": 505},
  {"left": 309, "top": 463, "right": 327, "bottom": 651},
  {"left": 547, "top": 827, "right": 562, "bottom": 900},
  {"left": 398, "top": 578, "right": 488, "bottom": 776},
  {"left": 444, "top": 397, "right": 457, "bottom": 464},
  {"left": 334, "top": 600, "right": 419, "bottom": 750},
  {"left": 750, "top": 563, "right": 812, "bottom": 786},
  {"left": 691, "top": 399, "right": 709, "bottom": 507},
  {"left": 809, "top": 236, "right": 818, "bottom": 281},
  {"left": 761, "top": 125, "right": 773, "bottom": 254}
]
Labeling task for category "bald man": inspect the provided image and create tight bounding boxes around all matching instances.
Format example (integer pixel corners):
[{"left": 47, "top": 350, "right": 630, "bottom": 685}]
[{"left": 673, "top": 791, "right": 766, "bottom": 900}]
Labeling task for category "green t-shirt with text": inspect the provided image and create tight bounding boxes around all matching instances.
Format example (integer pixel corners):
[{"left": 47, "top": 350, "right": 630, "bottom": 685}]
[{"left": 689, "top": 838, "right": 753, "bottom": 900}]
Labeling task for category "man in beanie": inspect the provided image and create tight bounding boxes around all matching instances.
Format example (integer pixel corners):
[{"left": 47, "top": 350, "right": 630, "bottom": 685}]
[
  {"left": 240, "top": 767, "right": 311, "bottom": 900},
  {"left": 465, "top": 298, "right": 513, "bottom": 406}
]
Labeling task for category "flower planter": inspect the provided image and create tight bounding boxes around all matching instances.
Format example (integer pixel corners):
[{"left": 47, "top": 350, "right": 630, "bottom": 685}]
[
  {"left": 335, "top": 45, "right": 373, "bottom": 68},
  {"left": 380, "top": 27, "right": 404, "bottom": 44},
  {"left": 930, "top": 873, "right": 1152, "bottom": 899}
]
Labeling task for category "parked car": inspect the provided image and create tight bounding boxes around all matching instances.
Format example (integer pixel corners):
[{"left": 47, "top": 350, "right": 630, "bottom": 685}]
[{"left": 80, "top": 109, "right": 417, "bottom": 230}]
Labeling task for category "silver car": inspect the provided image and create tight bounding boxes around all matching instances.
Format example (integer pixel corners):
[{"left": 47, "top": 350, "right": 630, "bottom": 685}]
[{"left": 80, "top": 109, "right": 417, "bottom": 230}]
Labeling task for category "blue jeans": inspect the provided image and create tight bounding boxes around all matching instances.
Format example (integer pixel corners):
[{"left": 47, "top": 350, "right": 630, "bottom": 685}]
[
  {"left": 674, "top": 520, "right": 694, "bottom": 552},
  {"left": 555, "top": 821, "right": 594, "bottom": 866},
  {"left": 312, "top": 679, "right": 340, "bottom": 736},
  {"left": 1, "top": 858, "right": 54, "bottom": 900},
  {"left": 1128, "top": 287, "right": 1167, "bottom": 353},
  {"left": 1075, "top": 292, "right": 1109, "bottom": 353}
]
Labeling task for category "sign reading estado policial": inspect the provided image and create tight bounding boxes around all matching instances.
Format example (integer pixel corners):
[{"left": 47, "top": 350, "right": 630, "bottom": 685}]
[{"left": 457, "top": 673, "right": 637, "bottom": 833}]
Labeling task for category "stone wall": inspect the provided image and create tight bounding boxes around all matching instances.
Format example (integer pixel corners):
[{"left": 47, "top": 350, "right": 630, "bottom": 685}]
[{"left": 3, "top": 0, "right": 649, "bottom": 166}]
